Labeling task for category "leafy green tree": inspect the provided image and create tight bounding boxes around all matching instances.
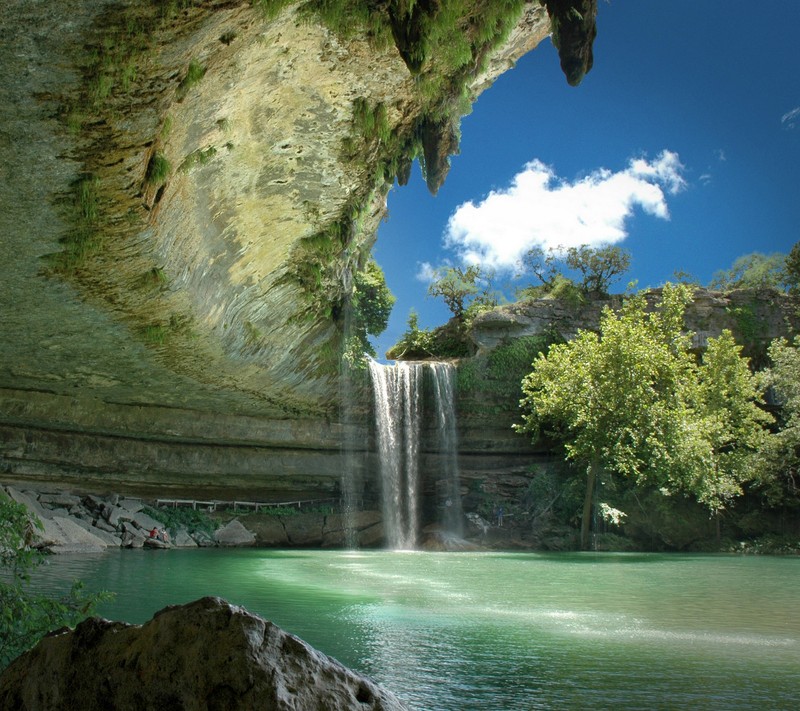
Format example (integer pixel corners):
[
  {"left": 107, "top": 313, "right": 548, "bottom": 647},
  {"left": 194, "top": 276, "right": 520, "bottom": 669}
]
[
  {"left": 385, "top": 309, "right": 435, "bottom": 360},
  {"left": 518, "top": 245, "right": 561, "bottom": 288},
  {"left": 349, "top": 258, "right": 395, "bottom": 359},
  {"left": 695, "top": 330, "right": 773, "bottom": 504},
  {"left": 0, "top": 496, "right": 110, "bottom": 670},
  {"left": 709, "top": 252, "right": 788, "bottom": 291},
  {"left": 784, "top": 242, "right": 800, "bottom": 294},
  {"left": 756, "top": 336, "right": 800, "bottom": 505},
  {"left": 515, "top": 284, "right": 771, "bottom": 549},
  {"left": 427, "top": 264, "right": 488, "bottom": 323},
  {"left": 564, "top": 244, "right": 631, "bottom": 297},
  {"left": 518, "top": 244, "right": 630, "bottom": 299}
]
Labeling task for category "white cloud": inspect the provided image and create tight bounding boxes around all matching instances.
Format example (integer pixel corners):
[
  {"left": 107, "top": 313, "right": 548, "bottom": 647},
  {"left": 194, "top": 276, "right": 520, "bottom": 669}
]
[
  {"left": 443, "top": 150, "right": 686, "bottom": 271},
  {"left": 415, "top": 261, "right": 437, "bottom": 283},
  {"left": 781, "top": 106, "right": 800, "bottom": 129}
]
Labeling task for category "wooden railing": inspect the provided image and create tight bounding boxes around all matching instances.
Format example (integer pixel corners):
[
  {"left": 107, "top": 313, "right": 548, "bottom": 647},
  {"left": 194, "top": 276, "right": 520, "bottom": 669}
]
[{"left": 154, "top": 497, "right": 340, "bottom": 513}]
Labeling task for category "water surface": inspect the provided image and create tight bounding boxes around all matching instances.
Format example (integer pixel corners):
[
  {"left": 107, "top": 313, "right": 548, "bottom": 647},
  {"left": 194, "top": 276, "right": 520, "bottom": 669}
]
[{"left": 34, "top": 550, "right": 800, "bottom": 710}]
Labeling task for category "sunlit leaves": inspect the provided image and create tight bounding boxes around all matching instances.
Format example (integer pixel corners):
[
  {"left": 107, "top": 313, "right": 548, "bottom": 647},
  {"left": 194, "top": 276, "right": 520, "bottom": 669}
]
[{"left": 516, "top": 284, "right": 771, "bottom": 512}]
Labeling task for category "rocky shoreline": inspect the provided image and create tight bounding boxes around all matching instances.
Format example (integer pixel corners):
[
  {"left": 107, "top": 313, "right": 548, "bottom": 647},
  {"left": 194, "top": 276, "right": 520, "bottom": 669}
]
[
  {"left": 3, "top": 482, "right": 534, "bottom": 553},
  {"left": 2, "top": 484, "right": 260, "bottom": 553}
]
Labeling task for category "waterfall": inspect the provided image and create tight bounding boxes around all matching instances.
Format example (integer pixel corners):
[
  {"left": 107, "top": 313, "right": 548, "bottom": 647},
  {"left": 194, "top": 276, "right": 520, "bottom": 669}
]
[
  {"left": 429, "top": 362, "right": 464, "bottom": 537},
  {"left": 368, "top": 359, "right": 462, "bottom": 548}
]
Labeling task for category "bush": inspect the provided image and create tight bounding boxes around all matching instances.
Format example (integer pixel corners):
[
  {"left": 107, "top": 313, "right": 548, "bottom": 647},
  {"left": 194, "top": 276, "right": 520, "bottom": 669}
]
[
  {"left": 143, "top": 505, "right": 216, "bottom": 537},
  {"left": 0, "top": 497, "right": 110, "bottom": 670}
]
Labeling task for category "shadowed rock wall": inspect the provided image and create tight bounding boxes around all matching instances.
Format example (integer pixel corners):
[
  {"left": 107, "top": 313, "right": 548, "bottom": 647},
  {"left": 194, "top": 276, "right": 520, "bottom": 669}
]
[{"left": 0, "top": 1, "right": 552, "bottom": 497}]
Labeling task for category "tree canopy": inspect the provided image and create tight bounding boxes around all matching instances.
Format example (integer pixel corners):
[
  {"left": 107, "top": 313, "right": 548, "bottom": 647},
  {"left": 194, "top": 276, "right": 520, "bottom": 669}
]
[
  {"left": 427, "top": 264, "right": 497, "bottom": 324},
  {"left": 515, "top": 284, "right": 771, "bottom": 548},
  {"left": 709, "top": 251, "right": 790, "bottom": 291},
  {"left": 518, "top": 244, "right": 631, "bottom": 299},
  {"left": 348, "top": 258, "right": 395, "bottom": 361},
  {"left": 756, "top": 336, "right": 800, "bottom": 506}
]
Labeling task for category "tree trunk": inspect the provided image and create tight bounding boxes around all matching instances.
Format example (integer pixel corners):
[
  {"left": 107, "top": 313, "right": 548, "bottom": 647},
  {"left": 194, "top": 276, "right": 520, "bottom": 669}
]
[{"left": 580, "top": 461, "right": 597, "bottom": 550}]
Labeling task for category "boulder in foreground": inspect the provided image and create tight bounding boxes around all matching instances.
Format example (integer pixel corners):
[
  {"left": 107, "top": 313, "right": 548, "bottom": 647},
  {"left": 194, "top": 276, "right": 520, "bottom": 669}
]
[{"left": 0, "top": 596, "right": 410, "bottom": 711}]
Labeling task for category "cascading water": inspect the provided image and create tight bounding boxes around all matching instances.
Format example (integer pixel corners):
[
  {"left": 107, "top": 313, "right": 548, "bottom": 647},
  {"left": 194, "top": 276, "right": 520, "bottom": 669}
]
[
  {"left": 368, "top": 360, "right": 422, "bottom": 549},
  {"left": 429, "top": 362, "right": 464, "bottom": 537},
  {"left": 368, "top": 359, "right": 462, "bottom": 548}
]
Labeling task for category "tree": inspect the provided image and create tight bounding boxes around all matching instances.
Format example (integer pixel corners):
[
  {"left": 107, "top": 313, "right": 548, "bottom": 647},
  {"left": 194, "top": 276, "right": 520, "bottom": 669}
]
[
  {"left": 385, "top": 309, "right": 435, "bottom": 360},
  {"left": 515, "top": 284, "right": 771, "bottom": 549},
  {"left": 756, "top": 336, "right": 800, "bottom": 505},
  {"left": 518, "top": 244, "right": 630, "bottom": 299},
  {"left": 0, "top": 496, "right": 110, "bottom": 669},
  {"left": 784, "top": 242, "right": 800, "bottom": 294},
  {"left": 695, "top": 330, "right": 773, "bottom": 505},
  {"left": 709, "top": 252, "right": 788, "bottom": 291},
  {"left": 564, "top": 244, "right": 631, "bottom": 297},
  {"left": 349, "top": 258, "right": 395, "bottom": 360},
  {"left": 427, "top": 265, "right": 487, "bottom": 323},
  {"left": 518, "top": 245, "right": 560, "bottom": 289}
]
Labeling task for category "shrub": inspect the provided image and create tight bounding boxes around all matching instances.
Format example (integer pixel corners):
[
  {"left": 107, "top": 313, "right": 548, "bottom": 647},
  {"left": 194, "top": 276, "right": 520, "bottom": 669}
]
[{"left": 0, "top": 497, "right": 109, "bottom": 670}]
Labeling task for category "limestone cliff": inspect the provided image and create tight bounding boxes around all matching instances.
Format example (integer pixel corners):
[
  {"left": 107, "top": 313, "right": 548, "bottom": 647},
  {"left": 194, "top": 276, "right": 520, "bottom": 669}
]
[{"left": 0, "top": 1, "right": 567, "bottom": 497}]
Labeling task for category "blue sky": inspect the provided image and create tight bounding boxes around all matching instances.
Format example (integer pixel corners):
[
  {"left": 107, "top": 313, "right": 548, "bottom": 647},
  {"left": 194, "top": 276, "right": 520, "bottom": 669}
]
[{"left": 372, "top": 1, "right": 800, "bottom": 358}]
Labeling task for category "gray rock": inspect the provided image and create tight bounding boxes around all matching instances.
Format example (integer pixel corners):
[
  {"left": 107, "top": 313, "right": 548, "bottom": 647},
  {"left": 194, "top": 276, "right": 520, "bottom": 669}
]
[
  {"left": 94, "top": 518, "right": 117, "bottom": 533},
  {"left": 120, "top": 531, "right": 145, "bottom": 549},
  {"left": 172, "top": 528, "right": 198, "bottom": 548},
  {"left": 130, "top": 510, "right": 161, "bottom": 532},
  {"left": 0, "top": 597, "right": 410, "bottom": 711},
  {"left": 102, "top": 504, "right": 133, "bottom": 527},
  {"left": 121, "top": 521, "right": 144, "bottom": 537},
  {"left": 42, "top": 506, "right": 71, "bottom": 519},
  {"left": 36, "top": 516, "right": 108, "bottom": 553},
  {"left": 192, "top": 530, "right": 216, "bottom": 547},
  {"left": 4, "top": 487, "right": 48, "bottom": 520},
  {"left": 214, "top": 519, "right": 256, "bottom": 547},
  {"left": 38, "top": 493, "right": 81, "bottom": 508},
  {"left": 83, "top": 495, "right": 107, "bottom": 512},
  {"left": 68, "top": 517, "right": 122, "bottom": 547},
  {"left": 117, "top": 497, "right": 144, "bottom": 513}
]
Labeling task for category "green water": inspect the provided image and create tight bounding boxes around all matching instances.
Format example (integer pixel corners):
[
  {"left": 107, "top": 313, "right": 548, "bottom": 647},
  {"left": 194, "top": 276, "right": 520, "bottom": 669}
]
[{"left": 33, "top": 550, "right": 800, "bottom": 710}]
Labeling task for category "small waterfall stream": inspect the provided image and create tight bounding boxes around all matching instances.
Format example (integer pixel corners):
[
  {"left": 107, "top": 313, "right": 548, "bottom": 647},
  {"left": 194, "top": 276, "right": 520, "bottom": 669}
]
[
  {"left": 429, "top": 363, "right": 464, "bottom": 538},
  {"left": 368, "top": 359, "right": 462, "bottom": 548}
]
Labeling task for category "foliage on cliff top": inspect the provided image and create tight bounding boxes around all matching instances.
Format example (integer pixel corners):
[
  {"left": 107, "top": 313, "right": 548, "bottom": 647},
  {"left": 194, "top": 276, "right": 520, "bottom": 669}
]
[
  {"left": 710, "top": 250, "right": 797, "bottom": 292},
  {"left": 518, "top": 244, "right": 631, "bottom": 300}
]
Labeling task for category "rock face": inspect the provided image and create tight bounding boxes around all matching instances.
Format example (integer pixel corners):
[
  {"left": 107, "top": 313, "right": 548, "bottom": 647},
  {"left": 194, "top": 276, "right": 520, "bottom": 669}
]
[
  {"left": 0, "top": 596, "right": 410, "bottom": 711},
  {"left": 470, "top": 287, "right": 798, "bottom": 356},
  {"left": 0, "top": 0, "right": 554, "bottom": 500}
]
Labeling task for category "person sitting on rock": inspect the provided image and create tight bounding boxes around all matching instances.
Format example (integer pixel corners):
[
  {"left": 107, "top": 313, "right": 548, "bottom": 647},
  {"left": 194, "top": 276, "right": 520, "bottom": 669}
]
[
  {"left": 149, "top": 527, "right": 158, "bottom": 538},
  {"left": 158, "top": 528, "right": 171, "bottom": 544}
]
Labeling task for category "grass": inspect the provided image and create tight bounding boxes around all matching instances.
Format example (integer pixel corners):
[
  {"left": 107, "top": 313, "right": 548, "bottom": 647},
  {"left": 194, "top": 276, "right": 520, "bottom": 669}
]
[
  {"left": 42, "top": 175, "right": 103, "bottom": 274},
  {"left": 145, "top": 152, "right": 171, "bottom": 185},
  {"left": 251, "top": 0, "right": 296, "bottom": 21},
  {"left": 137, "top": 266, "right": 169, "bottom": 290},
  {"left": 178, "top": 146, "right": 217, "bottom": 173},
  {"left": 142, "top": 323, "right": 170, "bottom": 344},
  {"left": 176, "top": 59, "right": 206, "bottom": 100},
  {"left": 76, "top": 175, "right": 100, "bottom": 223}
]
